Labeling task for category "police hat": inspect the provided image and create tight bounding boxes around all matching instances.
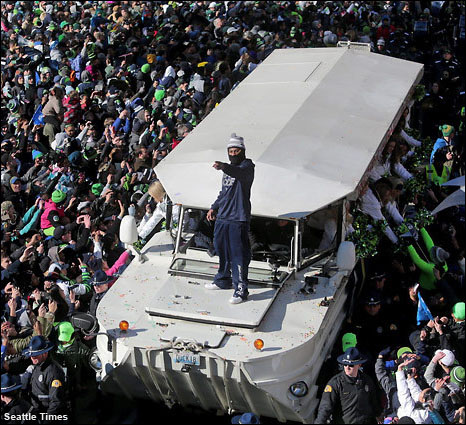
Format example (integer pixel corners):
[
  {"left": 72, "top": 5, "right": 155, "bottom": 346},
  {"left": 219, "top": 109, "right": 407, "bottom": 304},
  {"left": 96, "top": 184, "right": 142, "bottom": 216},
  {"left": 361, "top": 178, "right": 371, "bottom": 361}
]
[
  {"left": 231, "top": 413, "right": 261, "bottom": 424},
  {"left": 364, "top": 291, "right": 382, "bottom": 306},
  {"left": 337, "top": 347, "right": 367, "bottom": 366},
  {"left": 91, "top": 270, "right": 111, "bottom": 286},
  {"left": 22, "top": 335, "right": 54, "bottom": 357},
  {"left": 1, "top": 373, "right": 22, "bottom": 393}
]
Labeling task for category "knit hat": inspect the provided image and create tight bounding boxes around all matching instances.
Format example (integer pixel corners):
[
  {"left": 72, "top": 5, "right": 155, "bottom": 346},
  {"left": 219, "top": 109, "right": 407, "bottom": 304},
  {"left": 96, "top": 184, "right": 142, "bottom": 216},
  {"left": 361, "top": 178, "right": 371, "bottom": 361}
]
[
  {"left": 450, "top": 366, "right": 465, "bottom": 387},
  {"left": 141, "top": 63, "right": 151, "bottom": 74},
  {"left": 397, "top": 346, "right": 413, "bottom": 359},
  {"left": 52, "top": 190, "right": 66, "bottom": 204},
  {"left": 227, "top": 133, "right": 245, "bottom": 150},
  {"left": 154, "top": 88, "right": 165, "bottom": 101},
  {"left": 32, "top": 149, "right": 44, "bottom": 160},
  {"left": 436, "top": 349, "right": 456, "bottom": 367},
  {"left": 439, "top": 124, "right": 454, "bottom": 137},
  {"left": 91, "top": 183, "right": 104, "bottom": 196},
  {"left": 58, "top": 322, "right": 75, "bottom": 342},
  {"left": 452, "top": 302, "right": 465, "bottom": 320},
  {"left": 342, "top": 333, "right": 357, "bottom": 352},
  {"left": 430, "top": 246, "right": 450, "bottom": 265},
  {"left": 377, "top": 38, "right": 385, "bottom": 46},
  {"left": 362, "top": 26, "right": 371, "bottom": 35}
]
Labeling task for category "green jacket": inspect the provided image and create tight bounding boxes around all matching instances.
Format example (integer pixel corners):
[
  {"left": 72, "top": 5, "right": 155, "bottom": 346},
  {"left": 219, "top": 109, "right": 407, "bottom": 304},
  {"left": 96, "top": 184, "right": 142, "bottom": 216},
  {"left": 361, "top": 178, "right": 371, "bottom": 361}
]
[
  {"left": 10, "top": 316, "right": 53, "bottom": 354},
  {"left": 407, "top": 228, "right": 448, "bottom": 291},
  {"left": 52, "top": 339, "right": 91, "bottom": 387}
]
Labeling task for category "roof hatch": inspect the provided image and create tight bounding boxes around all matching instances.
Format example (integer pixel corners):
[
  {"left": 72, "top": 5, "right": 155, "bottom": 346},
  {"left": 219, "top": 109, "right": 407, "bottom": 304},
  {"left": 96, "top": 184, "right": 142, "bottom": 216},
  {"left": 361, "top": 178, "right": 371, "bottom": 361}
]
[{"left": 145, "top": 274, "right": 282, "bottom": 329}]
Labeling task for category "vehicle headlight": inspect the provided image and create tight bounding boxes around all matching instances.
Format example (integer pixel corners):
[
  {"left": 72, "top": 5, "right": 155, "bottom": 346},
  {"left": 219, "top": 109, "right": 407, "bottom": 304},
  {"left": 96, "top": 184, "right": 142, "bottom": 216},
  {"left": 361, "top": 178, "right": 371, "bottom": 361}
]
[
  {"left": 289, "top": 381, "right": 308, "bottom": 397},
  {"left": 89, "top": 351, "right": 102, "bottom": 371}
]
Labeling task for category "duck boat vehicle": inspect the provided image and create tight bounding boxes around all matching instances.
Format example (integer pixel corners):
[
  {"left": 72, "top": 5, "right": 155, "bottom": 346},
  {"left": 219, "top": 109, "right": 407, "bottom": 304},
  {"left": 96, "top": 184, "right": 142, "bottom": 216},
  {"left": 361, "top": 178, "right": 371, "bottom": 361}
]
[{"left": 94, "top": 47, "right": 423, "bottom": 423}]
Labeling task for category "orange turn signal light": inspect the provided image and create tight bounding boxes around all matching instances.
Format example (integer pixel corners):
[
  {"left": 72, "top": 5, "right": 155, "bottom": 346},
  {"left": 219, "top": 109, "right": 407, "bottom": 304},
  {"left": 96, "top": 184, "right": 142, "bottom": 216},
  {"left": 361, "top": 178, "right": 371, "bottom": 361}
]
[
  {"left": 254, "top": 339, "right": 264, "bottom": 351},
  {"left": 119, "top": 320, "right": 129, "bottom": 332}
]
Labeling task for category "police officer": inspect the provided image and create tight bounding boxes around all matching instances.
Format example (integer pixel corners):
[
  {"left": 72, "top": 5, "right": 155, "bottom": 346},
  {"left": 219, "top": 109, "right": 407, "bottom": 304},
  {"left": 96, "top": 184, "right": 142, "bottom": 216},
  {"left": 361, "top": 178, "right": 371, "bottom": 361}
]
[
  {"left": 1, "top": 373, "right": 35, "bottom": 423},
  {"left": 88, "top": 270, "right": 111, "bottom": 316},
  {"left": 315, "top": 347, "right": 381, "bottom": 424},
  {"left": 205, "top": 133, "right": 255, "bottom": 304},
  {"left": 22, "top": 335, "right": 67, "bottom": 417},
  {"left": 434, "top": 49, "right": 461, "bottom": 85}
]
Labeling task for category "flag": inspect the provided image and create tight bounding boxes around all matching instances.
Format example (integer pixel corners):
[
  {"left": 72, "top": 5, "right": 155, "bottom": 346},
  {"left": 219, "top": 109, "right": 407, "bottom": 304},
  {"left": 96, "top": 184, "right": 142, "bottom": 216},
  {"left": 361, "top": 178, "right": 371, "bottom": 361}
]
[
  {"left": 31, "top": 105, "right": 44, "bottom": 125},
  {"left": 417, "top": 290, "right": 434, "bottom": 325}
]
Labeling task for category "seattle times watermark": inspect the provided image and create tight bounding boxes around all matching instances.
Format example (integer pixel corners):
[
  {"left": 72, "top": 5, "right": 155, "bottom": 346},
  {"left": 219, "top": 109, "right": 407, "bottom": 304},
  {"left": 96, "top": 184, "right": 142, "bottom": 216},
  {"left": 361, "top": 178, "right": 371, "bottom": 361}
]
[{"left": 3, "top": 412, "right": 69, "bottom": 422}]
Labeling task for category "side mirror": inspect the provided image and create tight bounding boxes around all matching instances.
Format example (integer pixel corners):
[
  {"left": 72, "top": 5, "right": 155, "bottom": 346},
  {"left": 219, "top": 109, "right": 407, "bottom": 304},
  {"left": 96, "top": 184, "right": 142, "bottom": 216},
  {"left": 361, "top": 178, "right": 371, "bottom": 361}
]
[
  {"left": 119, "top": 215, "right": 138, "bottom": 245},
  {"left": 336, "top": 241, "right": 356, "bottom": 273}
]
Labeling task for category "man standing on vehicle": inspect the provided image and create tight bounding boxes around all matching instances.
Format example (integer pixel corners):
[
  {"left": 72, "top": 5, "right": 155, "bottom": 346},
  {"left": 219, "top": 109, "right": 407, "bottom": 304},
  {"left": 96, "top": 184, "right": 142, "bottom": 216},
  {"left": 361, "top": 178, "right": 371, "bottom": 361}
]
[
  {"left": 315, "top": 347, "right": 381, "bottom": 424},
  {"left": 205, "top": 133, "right": 255, "bottom": 304}
]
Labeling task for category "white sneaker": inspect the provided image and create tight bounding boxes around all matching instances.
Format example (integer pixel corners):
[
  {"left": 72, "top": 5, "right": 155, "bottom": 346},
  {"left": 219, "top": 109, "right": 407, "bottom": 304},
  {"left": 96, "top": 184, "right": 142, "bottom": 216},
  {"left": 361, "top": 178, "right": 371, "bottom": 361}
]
[
  {"left": 229, "top": 296, "right": 244, "bottom": 305},
  {"left": 205, "top": 283, "right": 221, "bottom": 290}
]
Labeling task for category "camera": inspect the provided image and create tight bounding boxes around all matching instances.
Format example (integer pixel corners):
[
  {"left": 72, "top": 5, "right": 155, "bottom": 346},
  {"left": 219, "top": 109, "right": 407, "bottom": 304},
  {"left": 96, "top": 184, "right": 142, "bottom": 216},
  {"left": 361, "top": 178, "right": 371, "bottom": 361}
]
[
  {"left": 403, "top": 366, "right": 415, "bottom": 375},
  {"left": 40, "top": 290, "right": 53, "bottom": 302}
]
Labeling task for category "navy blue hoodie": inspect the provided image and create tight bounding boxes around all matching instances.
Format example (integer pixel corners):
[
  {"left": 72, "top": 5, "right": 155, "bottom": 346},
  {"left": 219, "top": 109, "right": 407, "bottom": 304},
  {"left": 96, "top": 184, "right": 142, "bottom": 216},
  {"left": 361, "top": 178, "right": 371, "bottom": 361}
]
[{"left": 211, "top": 158, "right": 254, "bottom": 222}]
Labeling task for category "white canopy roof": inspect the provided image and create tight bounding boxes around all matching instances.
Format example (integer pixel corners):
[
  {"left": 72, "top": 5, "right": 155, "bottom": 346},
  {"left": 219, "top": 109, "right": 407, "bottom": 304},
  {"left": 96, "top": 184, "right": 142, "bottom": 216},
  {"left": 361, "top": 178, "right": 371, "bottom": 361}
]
[
  {"left": 431, "top": 188, "right": 465, "bottom": 215},
  {"left": 156, "top": 47, "right": 423, "bottom": 218}
]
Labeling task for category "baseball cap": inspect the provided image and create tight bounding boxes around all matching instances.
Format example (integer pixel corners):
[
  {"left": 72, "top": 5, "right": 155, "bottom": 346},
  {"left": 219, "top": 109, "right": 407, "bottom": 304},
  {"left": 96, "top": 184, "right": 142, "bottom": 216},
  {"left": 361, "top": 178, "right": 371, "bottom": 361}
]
[
  {"left": 397, "top": 346, "right": 413, "bottom": 359},
  {"left": 53, "top": 225, "right": 72, "bottom": 239},
  {"left": 436, "top": 349, "right": 456, "bottom": 367},
  {"left": 10, "top": 176, "right": 20, "bottom": 186}
]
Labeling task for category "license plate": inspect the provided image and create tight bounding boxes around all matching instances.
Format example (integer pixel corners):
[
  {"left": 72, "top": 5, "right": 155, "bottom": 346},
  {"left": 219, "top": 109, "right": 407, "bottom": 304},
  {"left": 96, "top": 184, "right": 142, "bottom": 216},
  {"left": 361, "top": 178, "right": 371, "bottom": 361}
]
[{"left": 174, "top": 351, "right": 200, "bottom": 366}]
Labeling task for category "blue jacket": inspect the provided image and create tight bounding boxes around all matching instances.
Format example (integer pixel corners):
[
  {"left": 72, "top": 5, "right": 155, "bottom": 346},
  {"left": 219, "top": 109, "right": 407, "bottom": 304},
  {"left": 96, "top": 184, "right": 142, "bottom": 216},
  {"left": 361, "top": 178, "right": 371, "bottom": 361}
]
[
  {"left": 430, "top": 137, "right": 449, "bottom": 163},
  {"left": 211, "top": 158, "right": 254, "bottom": 222}
]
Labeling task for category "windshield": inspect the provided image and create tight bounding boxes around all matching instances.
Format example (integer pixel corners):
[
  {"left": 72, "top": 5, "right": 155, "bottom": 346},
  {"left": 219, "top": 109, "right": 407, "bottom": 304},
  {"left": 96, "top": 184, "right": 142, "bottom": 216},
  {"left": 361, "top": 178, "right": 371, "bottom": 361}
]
[
  {"left": 170, "top": 257, "right": 288, "bottom": 284},
  {"left": 172, "top": 206, "right": 339, "bottom": 278}
]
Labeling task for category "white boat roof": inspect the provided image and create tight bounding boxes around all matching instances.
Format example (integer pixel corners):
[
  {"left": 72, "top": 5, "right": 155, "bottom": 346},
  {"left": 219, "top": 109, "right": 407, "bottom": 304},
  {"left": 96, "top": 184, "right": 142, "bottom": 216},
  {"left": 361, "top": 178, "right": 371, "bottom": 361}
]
[{"left": 156, "top": 47, "right": 423, "bottom": 218}]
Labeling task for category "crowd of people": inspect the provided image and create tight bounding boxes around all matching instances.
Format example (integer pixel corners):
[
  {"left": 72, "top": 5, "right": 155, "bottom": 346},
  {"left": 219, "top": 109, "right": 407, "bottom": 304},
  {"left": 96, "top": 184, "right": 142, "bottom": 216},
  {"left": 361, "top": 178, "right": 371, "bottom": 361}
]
[{"left": 0, "top": 1, "right": 465, "bottom": 424}]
